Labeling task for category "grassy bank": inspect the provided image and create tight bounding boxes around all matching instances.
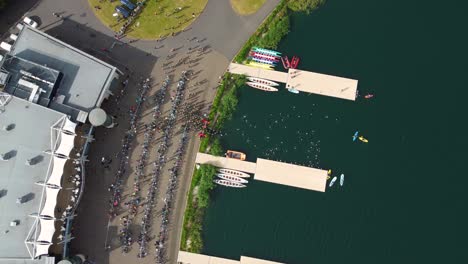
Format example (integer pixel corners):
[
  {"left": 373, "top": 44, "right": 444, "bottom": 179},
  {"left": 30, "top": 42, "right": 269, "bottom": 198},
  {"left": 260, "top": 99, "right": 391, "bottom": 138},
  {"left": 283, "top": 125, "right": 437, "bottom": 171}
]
[
  {"left": 179, "top": 164, "right": 217, "bottom": 252},
  {"left": 231, "top": 0, "right": 267, "bottom": 16},
  {"left": 88, "top": 0, "right": 208, "bottom": 39},
  {"left": 180, "top": 0, "right": 325, "bottom": 253}
]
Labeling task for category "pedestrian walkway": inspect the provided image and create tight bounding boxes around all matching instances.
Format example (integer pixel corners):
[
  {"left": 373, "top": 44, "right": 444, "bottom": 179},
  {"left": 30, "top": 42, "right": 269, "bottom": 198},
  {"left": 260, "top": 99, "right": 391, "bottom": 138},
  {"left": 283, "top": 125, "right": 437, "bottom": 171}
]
[{"left": 228, "top": 63, "right": 358, "bottom": 101}]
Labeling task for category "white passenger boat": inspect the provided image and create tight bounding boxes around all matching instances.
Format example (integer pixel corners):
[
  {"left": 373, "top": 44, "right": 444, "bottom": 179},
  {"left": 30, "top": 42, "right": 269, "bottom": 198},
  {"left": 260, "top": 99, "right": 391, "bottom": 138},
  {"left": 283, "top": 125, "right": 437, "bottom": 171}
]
[
  {"left": 214, "top": 179, "right": 246, "bottom": 188},
  {"left": 247, "top": 77, "right": 279, "bottom": 86},
  {"left": 216, "top": 173, "right": 249, "bottom": 184},
  {"left": 340, "top": 174, "right": 344, "bottom": 186},
  {"left": 246, "top": 82, "right": 278, "bottom": 92},
  {"left": 218, "top": 168, "right": 251, "bottom": 178},
  {"left": 329, "top": 176, "right": 337, "bottom": 187},
  {"left": 288, "top": 88, "right": 299, "bottom": 94}
]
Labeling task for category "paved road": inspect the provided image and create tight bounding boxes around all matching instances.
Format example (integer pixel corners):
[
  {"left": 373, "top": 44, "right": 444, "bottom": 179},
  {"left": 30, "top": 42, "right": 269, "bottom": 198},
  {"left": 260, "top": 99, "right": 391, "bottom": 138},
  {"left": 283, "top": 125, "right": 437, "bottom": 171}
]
[{"left": 13, "top": 0, "right": 281, "bottom": 263}]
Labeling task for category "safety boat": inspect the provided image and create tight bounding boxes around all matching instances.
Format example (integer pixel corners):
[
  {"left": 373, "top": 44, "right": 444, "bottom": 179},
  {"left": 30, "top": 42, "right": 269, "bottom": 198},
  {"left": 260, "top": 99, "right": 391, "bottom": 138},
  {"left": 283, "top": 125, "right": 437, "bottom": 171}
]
[
  {"left": 281, "top": 56, "right": 290, "bottom": 69},
  {"left": 359, "top": 136, "right": 368, "bottom": 143},
  {"left": 214, "top": 179, "right": 246, "bottom": 188},
  {"left": 225, "top": 150, "right": 246, "bottom": 160},
  {"left": 353, "top": 131, "right": 359, "bottom": 142},
  {"left": 329, "top": 176, "right": 337, "bottom": 187},
  {"left": 364, "top": 94, "right": 374, "bottom": 99},
  {"left": 246, "top": 82, "right": 278, "bottom": 92},
  {"left": 216, "top": 173, "right": 249, "bottom": 184},
  {"left": 218, "top": 168, "right": 251, "bottom": 178},
  {"left": 247, "top": 77, "right": 279, "bottom": 86},
  {"left": 290, "top": 56, "right": 300, "bottom": 69},
  {"left": 340, "top": 174, "right": 344, "bottom": 186},
  {"left": 288, "top": 88, "right": 299, "bottom": 94}
]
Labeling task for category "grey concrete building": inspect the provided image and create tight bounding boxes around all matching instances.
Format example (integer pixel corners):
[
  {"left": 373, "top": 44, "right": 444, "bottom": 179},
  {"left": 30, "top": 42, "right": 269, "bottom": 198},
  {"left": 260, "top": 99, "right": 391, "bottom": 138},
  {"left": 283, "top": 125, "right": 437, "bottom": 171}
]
[
  {"left": 0, "top": 93, "right": 66, "bottom": 263},
  {"left": 0, "top": 25, "right": 121, "bottom": 123},
  {"left": 0, "top": 22, "right": 121, "bottom": 264}
]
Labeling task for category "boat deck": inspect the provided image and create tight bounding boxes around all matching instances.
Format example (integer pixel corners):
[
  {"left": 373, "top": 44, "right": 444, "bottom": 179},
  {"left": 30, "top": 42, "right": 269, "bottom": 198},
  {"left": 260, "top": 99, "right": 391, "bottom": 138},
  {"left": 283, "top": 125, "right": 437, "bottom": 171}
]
[
  {"left": 286, "top": 69, "right": 358, "bottom": 101},
  {"left": 195, "top": 153, "right": 328, "bottom": 192},
  {"left": 195, "top": 153, "right": 257, "bottom": 174},
  {"left": 228, "top": 63, "right": 288, "bottom": 83},
  {"left": 227, "top": 63, "right": 358, "bottom": 101},
  {"left": 254, "top": 158, "right": 327, "bottom": 192},
  {"left": 177, "top": 251, "right": 284, "bottom": 264}
]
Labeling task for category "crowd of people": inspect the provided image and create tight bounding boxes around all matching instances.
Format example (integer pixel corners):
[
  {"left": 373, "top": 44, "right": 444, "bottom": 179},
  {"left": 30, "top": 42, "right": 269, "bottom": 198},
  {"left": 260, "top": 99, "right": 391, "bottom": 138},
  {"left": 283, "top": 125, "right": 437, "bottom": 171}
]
[
  {"left": 136, "top": 72, "right": 189, "bottom": 258},
  {"left": 155, "top": 124, "right": 190, "bottom": 264},
  {"left": 132, "top": 76, "right": 173, "bottom": 257},
  {"left": 115, "top": 0, "right": 147, "bottom": 38},
  {"left": 117, "top": 76, "right": 171, "bottom": 254},
  {"left": 107, "top": 78, "right": 151, "bottom": 251}
]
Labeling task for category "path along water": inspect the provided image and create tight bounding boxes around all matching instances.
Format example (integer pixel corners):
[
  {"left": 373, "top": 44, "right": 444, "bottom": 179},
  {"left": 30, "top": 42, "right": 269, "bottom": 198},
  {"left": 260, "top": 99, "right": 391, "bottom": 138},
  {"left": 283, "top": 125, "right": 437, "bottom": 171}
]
[{"left": 201, "top": 0, "right": 468, "bottom": 263}]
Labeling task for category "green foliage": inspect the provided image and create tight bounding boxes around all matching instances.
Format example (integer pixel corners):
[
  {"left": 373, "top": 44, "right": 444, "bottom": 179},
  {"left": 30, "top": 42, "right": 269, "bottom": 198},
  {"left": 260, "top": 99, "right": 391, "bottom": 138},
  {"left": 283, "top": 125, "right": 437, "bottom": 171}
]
[
  {"left": 257, "top": 16, "right": 290, "bottom": 48},
  {"left": 217, "top": 87, "right": 239, "bottom": 126},
  {"left": 208, "top": 73, "right": 231, "bottom": 120},
  {"left": 197, "top": 165, "right": 216, "bottom": 208},
  {"left": 199, "top": 135, "right": 211, "bottom": 153},
  {"left": 215, "top": 75, "right": 246, "bottom": 128},
  {"left": 233, "top": 0, "right": 288, "bottom": 63},
  {"left": 180, "top": 165, "right": 217, "bottom": 252},
  {"left": 287, "top": 0, "right": 325, "bottom": 14},
  {"left": 209, "top": 138, "right": 223, "bottom": 156}
]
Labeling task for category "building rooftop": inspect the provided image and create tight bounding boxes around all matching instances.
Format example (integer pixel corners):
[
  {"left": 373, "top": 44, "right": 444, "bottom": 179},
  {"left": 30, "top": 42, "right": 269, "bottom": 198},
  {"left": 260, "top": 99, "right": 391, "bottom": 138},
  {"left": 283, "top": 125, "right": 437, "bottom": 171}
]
[
  {"left": 0, "top": 26, "right": 119, "bottom": 122},
  {"left": 0, "top": 94, "right": 65, "bottom": 261}
]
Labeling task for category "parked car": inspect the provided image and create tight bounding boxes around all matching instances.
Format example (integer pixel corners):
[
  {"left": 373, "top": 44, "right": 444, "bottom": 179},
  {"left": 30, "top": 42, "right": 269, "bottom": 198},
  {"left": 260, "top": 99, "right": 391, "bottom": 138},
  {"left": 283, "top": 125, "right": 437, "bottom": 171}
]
[{"left": 23, "top": 17, "right": 38, "bottom": 28}]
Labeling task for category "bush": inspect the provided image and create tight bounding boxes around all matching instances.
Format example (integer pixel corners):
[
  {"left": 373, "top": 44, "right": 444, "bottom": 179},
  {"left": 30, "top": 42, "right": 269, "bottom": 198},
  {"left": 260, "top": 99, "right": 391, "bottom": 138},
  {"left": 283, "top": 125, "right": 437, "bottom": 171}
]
[
  {"left": 197, "top": 165, "right": 216, "bottom": 208},
  {"left": 180, "top": 165, "right": 217, "bottom": 252},
  {"left": 287, "top": 0, "right": 325, "bottom": 14},
  {"left": 209, "top": 138, "right": 223, "bottom": 156},
  {"left": 199, "top": 136, "right": 211, "bottom": 153}
]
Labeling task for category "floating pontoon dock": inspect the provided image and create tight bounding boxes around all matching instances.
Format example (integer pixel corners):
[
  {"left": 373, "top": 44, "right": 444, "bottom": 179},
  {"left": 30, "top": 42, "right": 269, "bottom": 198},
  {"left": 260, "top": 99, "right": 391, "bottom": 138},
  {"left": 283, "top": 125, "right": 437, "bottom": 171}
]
[
  {"left": 228, "top": 62, "right": 358, "bottom": 101},
  {"left": 196, "top": 153, "right": 257, "bottom": 174},
  {"left": 195, "top": 153, "right": 328, "bottom": 192},
  {"left": 178, "top": 251, "right": 284, "bottom": 264}
]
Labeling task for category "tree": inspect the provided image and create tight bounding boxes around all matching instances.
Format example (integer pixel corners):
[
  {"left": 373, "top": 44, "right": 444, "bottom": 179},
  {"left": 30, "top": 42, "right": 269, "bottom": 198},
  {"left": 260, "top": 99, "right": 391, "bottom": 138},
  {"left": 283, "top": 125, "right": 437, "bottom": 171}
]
[{"left": 288, "top": 0, "right": 325, "bottom": 14}]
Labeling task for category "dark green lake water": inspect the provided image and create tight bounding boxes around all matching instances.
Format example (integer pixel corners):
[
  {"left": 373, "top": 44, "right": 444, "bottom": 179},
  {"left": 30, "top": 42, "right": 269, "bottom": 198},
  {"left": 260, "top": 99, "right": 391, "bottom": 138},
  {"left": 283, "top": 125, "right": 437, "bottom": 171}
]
[{"left": 202, "top": 1, "right": 468, "bottom": 263}]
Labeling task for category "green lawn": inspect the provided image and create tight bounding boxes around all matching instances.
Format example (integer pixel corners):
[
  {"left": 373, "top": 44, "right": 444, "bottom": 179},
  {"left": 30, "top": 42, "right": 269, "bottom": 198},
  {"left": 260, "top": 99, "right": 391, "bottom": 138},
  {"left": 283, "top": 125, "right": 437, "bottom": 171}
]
[
  {"left": 230, "top": 0, "right": 266, "bottom": 15},
  {"left": 89, "top": 0, "right": 208, "bottom": 39}
]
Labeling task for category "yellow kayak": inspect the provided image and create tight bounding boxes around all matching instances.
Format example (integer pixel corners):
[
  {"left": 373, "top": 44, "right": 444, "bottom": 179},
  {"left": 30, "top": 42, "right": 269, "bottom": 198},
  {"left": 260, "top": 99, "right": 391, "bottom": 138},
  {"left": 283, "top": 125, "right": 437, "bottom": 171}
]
[
  {"left": 359, "top": 136, "right": 369, "bottom": 143},
  {"left": 248, "top": 61, "right": 273, "bottom": 70},
  {"left": 328, "top": 169, "right": 332, "bottom": 175}
]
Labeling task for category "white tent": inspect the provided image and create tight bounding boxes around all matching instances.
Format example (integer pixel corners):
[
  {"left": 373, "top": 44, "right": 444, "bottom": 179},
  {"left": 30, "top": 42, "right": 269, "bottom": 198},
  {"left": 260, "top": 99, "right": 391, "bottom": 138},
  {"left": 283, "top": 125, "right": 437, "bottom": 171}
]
[
  {"left": 34, "top": 242, "right": 51, "bottom": 258},
  {"left": 39, "top": 187, "right": 60, "bottom": 218},
  {"left": 37, "top": 218, "right": 55, "bottom": 243},
  {"left": 54, "top": 131, "right": 75, "bottom": 157},
  {"left": 62, "top": 117, "right": 77, "bottom": 134},
  {"left": 46, "top": 156, "right": 67, "bottom": 187}
]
